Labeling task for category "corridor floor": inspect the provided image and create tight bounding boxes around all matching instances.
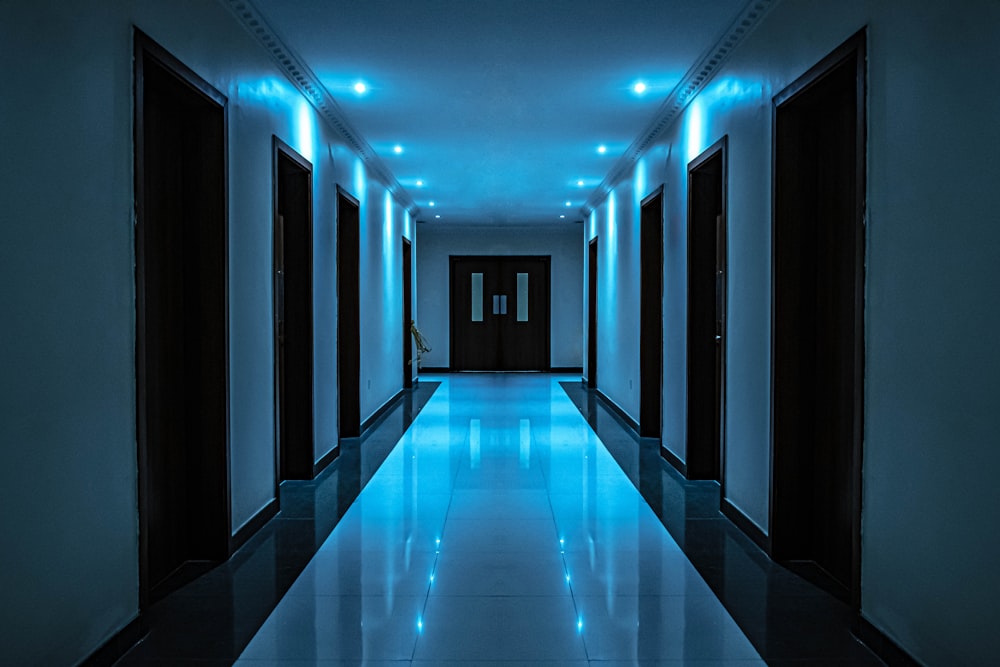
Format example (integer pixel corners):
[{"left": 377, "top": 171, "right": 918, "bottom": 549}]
[{"left": 233, "top": 374, "right": 765, "bottom": 665}]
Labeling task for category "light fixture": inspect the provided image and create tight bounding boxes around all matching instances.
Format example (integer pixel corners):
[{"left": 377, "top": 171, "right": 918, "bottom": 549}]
[
  {"left": 597, "top": 145, "right": 607, "bottom": 154},
  {"left": 353, "top": 81, "right": 368, "bottom": 94},
  {"left": 416, "top": 180, "right": 424, "bottom": 187},
  {"left": 576, "top": 180, "right": 585, "bottom": 186},
  {"left": 633, "top": 81, "right": 648, "bottom": 94},
  {"left": 565, "top": 201, "right": 572, "bottom": 207},
  {"left": 428, "top": 201, "right": 436, "bottom": 207},
  {"left": 435, "top": 214, "right": 441, "bottom": 219},
  {"left": 560, "top": 215, "right": 566, "bottom": 219},
  {"left": 393, "top": 145, "right": 403, "bottom": 154}
]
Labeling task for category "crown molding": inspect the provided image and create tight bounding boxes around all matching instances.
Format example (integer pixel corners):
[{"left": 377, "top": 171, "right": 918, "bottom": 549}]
[
  {"left": 219, "top": 0, "right": 420, "bottom": 217},
  {"left": 581, "top": 0, "right": 780, "bottom": 216}
]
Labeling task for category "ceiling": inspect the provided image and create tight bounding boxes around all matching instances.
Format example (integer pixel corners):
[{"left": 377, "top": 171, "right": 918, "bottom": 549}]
[{"left": 243, "top": 0, "right": 754, "bottom": 225}]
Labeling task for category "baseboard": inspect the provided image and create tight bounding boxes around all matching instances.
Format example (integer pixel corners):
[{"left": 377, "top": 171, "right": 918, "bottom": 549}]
[
  {"left": 361, "top": 389, "right": 404, "bottom": 434},
  {"left": 594, "top": 389, "right": 640, "bottom": 433},
  {"left": 313, "top": 444, "right": 339, "bottom": 477},
  {"left": 550, "top": 366, "right": 583, "bottom": 374},
  {"left": 660, "top": 444, "right": 687, "bottom": 476},
  {"left": 721, "top": 497, "right": 769, "bottom": 553},
  {"left": 230, "top": 496, "right": 279, "bottom": 554},
  {"left": 80, "top": 614, "right": 145, "bottom": 667},
  {"left": 419, "top": 366, "right": 450, "bottom": 373},
  {"left": 855, "top": 617, "right": 922, "bottom": 667}
]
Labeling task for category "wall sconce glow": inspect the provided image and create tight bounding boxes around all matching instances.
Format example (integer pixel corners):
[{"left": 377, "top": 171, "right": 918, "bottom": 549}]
[
  {"left": 632, "top": 81, "right": 648, "bottom": 95},
  {"left": 686, "top": 96, "right": 706, "bottom": 162},
  {"left": 597, "top": 145, "right": 607, "bottom": 154},
  {"left": 353, "top": 81, "right": 368, "bottom": 94},
  {"left": 393, "top": 144, "right": 403, "bottom": 154},
  {"left": 352, "top": 158, "right": 366, "bottom": 206},
  {"left": 577, "top": 618, "right": 584, "bottom": 632},
  {"left": 295, "top": 99, "right": 315, "bottom": 162},
  {"left": 417, "top": 617, "right": 424, "bottom": 632}
]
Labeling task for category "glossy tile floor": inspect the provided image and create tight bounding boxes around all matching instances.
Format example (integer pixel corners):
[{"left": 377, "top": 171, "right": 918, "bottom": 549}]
[
  {"left": 118, "top": 373, "right": 884, "bottom": 666},
  {"left": 233, "top": 374, "right": 764, "bottom": 666}
]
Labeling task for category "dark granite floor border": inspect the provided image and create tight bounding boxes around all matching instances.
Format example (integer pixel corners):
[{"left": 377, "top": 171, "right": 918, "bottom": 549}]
[
  {"left": 114, "top": 381, "right": 440, "bottom": 666},
  {"left": 559, "top": 380, "right": 886, "bottom": 666}
]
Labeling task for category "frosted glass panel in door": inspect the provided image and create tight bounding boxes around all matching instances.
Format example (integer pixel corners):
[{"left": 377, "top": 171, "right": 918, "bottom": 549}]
[
  {"left": 471, "top": 273, "right": 483, "bottom": 321},
  {"left": 517, "top": 273, "right": 529, "bottom": 321}
]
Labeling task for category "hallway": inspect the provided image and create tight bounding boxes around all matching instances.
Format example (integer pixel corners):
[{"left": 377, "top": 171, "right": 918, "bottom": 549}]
[{"left": 234, "top": 373, "right": 763, "bottom": 664}]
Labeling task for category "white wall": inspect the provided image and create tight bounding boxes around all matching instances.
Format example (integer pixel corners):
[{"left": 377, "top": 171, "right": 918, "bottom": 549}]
[
  {"left": 587, "top": 0, "right": 1000, "bottom": 663},
  {"left": 416, "top": 225, "right": 583, "bottom": 370},
  {"left": 0, "top": 1, "right": 412, "bottom": 663}
]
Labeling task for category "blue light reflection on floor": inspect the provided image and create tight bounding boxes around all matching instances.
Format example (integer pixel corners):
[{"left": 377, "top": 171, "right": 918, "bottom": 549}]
[{"left": 235, "top": 374, "right": 764, "bottom": 664}]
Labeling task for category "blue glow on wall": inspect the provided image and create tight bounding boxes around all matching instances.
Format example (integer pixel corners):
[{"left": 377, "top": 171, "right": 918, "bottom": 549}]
[
  {"left": 352, "top": 158, "right": 367, "bottom": 206},
  {"left": 634, "top": 157, "right": 648, "bottom": 204},
  {"left": 686, "top": 97, "right": 706, "bottom": 162},
  {"left": 295, "top": 99, "right": 315, "bottom": 163}
]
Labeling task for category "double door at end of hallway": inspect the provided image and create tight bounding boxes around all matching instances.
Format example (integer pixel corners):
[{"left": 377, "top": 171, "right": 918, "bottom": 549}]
[{"left": 450, "top": 256, "right": 550, "bottom": 371}]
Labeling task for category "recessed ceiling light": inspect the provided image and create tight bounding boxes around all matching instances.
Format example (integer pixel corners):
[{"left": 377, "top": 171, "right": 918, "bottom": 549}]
[
  {"left": 577, "top": 180, "right": 585, "bottom": 187},
  {"left": 560, "top": 215, "right": 566, "bottom": 219},
  {"left": 393, "top": 145, "right": 403, "bottom": 154},
  {"left": 435, "top": 214, "right": 441, "bottom": 219},
  {"left": 633, "top": 81, "right": 648, "bottom": 94},
  {"left": 416, "top": 180, "right": 424, "bottom": 187},
  {"left": 565, "top": 201, "right": 572, "bottom": 207},
  {"left": 429, "top": 201, "right": 435, "bottom": 207},
  {"left": 597, "top": 145, "right": 607, "bottom": 154},
  {"left": 353, "top": 81, "right": 368, "bottom": 94}
]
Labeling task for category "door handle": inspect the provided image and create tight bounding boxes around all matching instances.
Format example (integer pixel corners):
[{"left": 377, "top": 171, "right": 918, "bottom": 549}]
[{"left": 492, "top": 295, "right": 508, "bottom": 315}]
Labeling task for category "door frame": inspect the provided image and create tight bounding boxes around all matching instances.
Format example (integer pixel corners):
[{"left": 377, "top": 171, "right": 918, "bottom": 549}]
[
  {"left": 337, "top": 186, "right": 361, "bottom": 438},
  {"left": 272, "top": 136, "right": 314, "bottom": 483},
  {"left": 769, "top": 29, "right": 867, "bottom": 607},
  {"left": 402, "top": 236, "right": 413, "bottom": 388},
  {"left": 686, "top": 136, "right": 728, "bottom": 484},
  {"left": 133, "top": 29, "right": 231, "bottom": 607},
  {"left": 587, "top": 238, "right": 598, "bottom": 388},
  {"left": 639, "top": 188, "right": 664, "bottom": 438}
]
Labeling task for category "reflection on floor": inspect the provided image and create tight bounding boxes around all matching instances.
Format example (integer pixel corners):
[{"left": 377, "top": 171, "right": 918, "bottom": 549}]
[
  {"left": 118, "top": 374, "right": 882, "bottom": 666},
  {"left": 235, "top": 374, "right": 762, "bottom": 665}
]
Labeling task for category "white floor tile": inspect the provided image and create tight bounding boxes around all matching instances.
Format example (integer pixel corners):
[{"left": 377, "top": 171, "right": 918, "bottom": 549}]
[{"left": 236, "top": 375, "right": 761, "bottom": 665}]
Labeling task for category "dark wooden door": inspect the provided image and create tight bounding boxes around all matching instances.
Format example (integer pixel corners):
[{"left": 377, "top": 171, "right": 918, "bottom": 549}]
[
  {"left": 337, "top": 188, "right": 361, "bottom": 437},
  {"left": 687, "top": 138, "right": 727, "bottom": 482},
  {"left": 273, "top": 137, "right": 313, "bottom": 481},
  {"left": 134, "top": 32, "right": 229, "bottom": 606},
  {"left": 640, "top": 190, "right": 663, "bottom": 438},
  {"left": 587, "top": 239, "right": 598, "bottom": 388},
  {"left": 450, "top": 256, "right": 550, "bottom": 371},
  {"left": 402, "top": 237, "right": 413, "bottom": 388},
  {"left": 772, "top": 31, "right": 866, "bottom": 605}
]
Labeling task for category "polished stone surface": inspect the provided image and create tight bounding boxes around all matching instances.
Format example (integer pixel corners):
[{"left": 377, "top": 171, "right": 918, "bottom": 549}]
[
  {"left": 118, "top": 374, "right": 883, "bottom": 666},
  {"left": 234, "top": 374, "right": 764, "bottom": 665}
]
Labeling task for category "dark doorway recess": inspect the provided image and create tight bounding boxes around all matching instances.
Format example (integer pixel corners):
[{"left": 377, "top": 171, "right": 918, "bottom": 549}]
[
  {"left": 402, "top": 237, "right": 414, "bottom": 388},
  {"left": 337, "top": 188, "right": 361, "bottom": 438},
  {"left": 273, "top": 137, "right": 314, "bottom": 482},
  {"left": 686, "top": 137, "right": 728, "bottom": 483},
  {"left": 640, "top": 189, "right": 664, "bottom": 438},
  {"left": 771, "top": 30, "right": 866, "bottom": 607},
  {"left": 450, "top": 256, "right": 550, "bottom": 371},
  {"left": 587, "top": 238, "right": 598, "bottom": 388},
  {"left": 133, "top": 31, "right": 230, "bottom": 607}
]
